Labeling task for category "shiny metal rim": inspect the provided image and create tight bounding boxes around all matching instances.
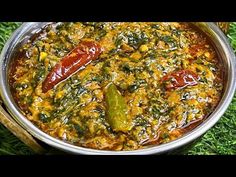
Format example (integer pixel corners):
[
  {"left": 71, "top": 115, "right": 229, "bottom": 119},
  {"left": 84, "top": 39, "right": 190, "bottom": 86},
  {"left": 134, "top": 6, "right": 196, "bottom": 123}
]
[{"left": 0, "top": 22, "right": 235, "bottom": 155}]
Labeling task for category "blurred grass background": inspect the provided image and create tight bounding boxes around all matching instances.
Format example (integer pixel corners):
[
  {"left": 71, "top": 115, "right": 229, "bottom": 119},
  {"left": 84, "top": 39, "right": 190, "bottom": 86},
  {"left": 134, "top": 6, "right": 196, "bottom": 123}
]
[{"left": 0, "top": 22, "right": 235, "bottom": 155}]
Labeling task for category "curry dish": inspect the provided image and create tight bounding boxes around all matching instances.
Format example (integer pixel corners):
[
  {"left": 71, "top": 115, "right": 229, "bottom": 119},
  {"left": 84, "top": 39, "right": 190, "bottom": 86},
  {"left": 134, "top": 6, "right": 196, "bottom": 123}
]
[{"left": 9, "top": 22, "right": 223, "bottom": 150}]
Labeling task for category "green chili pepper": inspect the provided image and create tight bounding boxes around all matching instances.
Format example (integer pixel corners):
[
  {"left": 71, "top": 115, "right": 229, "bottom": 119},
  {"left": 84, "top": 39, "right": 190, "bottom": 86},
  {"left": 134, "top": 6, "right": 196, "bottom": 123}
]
[{"left": 105, "top": 83, "right": 132, "bottom": 132}]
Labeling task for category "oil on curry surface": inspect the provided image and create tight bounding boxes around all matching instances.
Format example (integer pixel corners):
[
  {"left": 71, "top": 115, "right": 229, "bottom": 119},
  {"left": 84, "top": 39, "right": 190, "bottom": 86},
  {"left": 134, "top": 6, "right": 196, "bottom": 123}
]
[{"left": 10, "top": 22, "right": 223, "bottom": 150}]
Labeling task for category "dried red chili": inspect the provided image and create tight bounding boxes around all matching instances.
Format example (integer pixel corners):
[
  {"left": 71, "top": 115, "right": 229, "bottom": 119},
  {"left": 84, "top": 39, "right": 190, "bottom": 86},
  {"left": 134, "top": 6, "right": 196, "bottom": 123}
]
[
  {"left": 162, "top": 70, "right": 200, "bottom": 90},
  {"left": 42, "top": 41, "right": 102, "bottom": 93}
]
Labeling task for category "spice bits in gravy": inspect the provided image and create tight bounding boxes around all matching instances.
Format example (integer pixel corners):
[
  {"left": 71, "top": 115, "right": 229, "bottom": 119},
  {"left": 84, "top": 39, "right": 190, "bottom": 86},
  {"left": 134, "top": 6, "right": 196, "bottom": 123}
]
[{"left": 10, "top": 22, "right": 223, "bottom": 150}]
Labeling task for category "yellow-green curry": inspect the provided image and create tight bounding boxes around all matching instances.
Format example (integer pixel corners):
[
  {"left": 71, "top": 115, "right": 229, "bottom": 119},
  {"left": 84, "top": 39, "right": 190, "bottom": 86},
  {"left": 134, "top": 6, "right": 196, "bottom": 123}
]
[{"left": 9, "top": 22, "right": 223, "bottom": 150}]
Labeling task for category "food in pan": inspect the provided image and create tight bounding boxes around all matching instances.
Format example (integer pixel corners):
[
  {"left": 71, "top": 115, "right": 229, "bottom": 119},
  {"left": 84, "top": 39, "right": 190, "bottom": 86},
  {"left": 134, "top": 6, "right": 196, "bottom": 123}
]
[{"left": 9, "top": 22, "right": 223, "bottom": 150}]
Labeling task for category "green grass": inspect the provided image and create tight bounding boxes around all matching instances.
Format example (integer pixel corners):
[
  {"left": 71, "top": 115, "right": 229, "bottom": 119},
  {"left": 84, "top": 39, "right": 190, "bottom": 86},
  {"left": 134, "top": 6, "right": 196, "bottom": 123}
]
[
  {"left": 0, "top": 22, "right": 235, "bottom": 155},
  {"left": 0, "top": 22, "right": 34, "bottom": 155},
  {"left": 183, "top": 96, "right": 236, "bottom": 155},
  {"left": 0, "top": 124, "right": 34, "bottom": 155},
  {"left": 0, "top": 22, "right": 22, "bottom": 48}
]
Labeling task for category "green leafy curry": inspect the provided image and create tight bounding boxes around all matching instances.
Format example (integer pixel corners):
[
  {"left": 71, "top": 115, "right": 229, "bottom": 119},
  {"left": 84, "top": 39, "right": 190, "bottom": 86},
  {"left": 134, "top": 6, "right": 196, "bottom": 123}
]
[{"left": 9, "top": 22, "right": 223, "bottom": 150}]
